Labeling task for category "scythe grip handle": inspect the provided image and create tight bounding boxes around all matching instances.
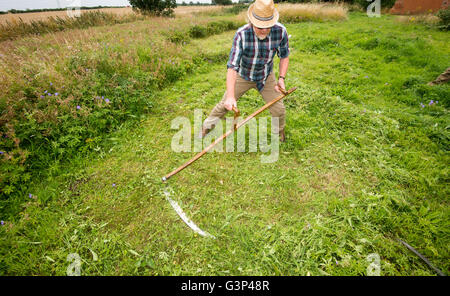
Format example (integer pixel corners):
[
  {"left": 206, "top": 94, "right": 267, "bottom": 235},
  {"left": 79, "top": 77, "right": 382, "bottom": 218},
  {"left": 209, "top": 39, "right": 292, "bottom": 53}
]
[{"left": 231, "top": 106, "right": 240, "bottom": 130}]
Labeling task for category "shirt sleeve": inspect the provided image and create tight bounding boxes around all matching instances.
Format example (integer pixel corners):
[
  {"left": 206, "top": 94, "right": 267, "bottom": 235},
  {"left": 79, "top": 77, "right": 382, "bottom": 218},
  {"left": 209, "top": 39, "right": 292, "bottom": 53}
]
[
  {"left": 227, "top": 32, "right": 243, "bottom": 72},
  {"left": 277, "top": 28, "right": 290, "bottom": 59}
]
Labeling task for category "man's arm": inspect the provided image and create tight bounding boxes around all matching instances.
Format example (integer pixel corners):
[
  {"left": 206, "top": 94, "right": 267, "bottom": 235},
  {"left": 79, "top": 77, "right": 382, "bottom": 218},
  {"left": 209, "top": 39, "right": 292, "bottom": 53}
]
[
  {"left": 275, "top": 25, "right": 290, "bottom": 93},
  {"left": 224, "top": 30, "right": 242, "bottom": 111},
  {"left": 279, "top": 57, "right": 289, "bottom": 78},
  {"left": 276, "top": 57, "right": 289, "bottom": 93},
  {"left": 224, "top": 68, "right": 238, "bottom": 110}
]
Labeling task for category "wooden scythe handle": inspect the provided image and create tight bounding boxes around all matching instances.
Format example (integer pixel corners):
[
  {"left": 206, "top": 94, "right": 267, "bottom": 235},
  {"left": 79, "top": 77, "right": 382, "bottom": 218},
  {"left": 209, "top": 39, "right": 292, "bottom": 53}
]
[
  {"left": 231, "top": 106, "right": 240, "bottom": 130},
  {"left": 161, "top": 87, "right": 297, "bottom": 182}
]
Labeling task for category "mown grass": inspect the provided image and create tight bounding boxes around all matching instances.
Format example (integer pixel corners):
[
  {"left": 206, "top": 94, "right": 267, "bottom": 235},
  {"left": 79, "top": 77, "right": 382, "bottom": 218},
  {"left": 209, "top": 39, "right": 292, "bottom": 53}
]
[{"left": 0, "top": 11, "right": 449, "bottom": 275}]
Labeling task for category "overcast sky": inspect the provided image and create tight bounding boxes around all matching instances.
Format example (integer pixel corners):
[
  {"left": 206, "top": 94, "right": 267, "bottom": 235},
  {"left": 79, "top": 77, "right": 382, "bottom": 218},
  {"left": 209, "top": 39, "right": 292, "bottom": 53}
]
[{"left": 0, "top": 0, "right": 224, "bottom": 11}]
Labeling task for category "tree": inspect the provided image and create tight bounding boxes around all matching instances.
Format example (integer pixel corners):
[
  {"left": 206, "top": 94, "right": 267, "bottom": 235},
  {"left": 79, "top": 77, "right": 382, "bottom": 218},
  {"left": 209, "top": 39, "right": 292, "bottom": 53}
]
[
  {"left": 128, "top": 0, "right": 177, "bottom": 17},
  {"left": 212, "top": 0, "right": 233, "bottom": 5}
]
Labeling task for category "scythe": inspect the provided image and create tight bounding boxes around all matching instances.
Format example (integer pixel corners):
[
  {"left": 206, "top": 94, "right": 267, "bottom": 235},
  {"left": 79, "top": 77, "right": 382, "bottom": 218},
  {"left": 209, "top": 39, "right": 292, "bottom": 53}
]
[{"left": 161, "top": 86, "right": 297, "bottom": 237}]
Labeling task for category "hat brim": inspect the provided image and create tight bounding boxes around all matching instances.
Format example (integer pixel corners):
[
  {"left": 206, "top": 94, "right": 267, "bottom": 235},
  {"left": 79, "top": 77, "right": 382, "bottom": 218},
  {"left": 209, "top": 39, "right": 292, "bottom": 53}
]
[{"left": 247, "top": 4, "right": 279, "bottom": 29}]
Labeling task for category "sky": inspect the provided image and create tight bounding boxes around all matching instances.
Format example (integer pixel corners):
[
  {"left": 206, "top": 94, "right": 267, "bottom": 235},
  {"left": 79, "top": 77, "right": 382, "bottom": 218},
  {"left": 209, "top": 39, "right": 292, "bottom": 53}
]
[{"left": 0, "top": 0, "right": 223, "bottom": 11}]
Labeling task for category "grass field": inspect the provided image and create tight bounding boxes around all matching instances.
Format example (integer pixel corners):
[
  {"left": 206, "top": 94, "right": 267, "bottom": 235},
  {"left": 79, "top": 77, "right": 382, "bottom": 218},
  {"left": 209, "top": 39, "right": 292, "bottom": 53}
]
[
  {"left": 0, "top": 6, "right": 449, "bottom": 275},
  {"left": 0, "top": 6, "right": 226, "bottom": 24},
  {"left": 0, "top": 8, "right": 132, "bottom": 24}
]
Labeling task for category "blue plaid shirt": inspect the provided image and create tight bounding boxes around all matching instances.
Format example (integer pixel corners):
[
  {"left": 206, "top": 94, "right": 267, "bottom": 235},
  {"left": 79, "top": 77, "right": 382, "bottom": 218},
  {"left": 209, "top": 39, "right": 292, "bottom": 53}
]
[{"left": 227, "top": 22, "right": 290, "bottom": 92}]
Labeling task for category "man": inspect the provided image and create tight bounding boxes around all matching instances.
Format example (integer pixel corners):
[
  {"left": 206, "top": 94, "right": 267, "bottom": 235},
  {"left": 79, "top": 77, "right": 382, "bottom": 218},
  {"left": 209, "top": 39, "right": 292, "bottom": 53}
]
[{"left": 200, "top": 0, "right": 290, "bottom": 142}]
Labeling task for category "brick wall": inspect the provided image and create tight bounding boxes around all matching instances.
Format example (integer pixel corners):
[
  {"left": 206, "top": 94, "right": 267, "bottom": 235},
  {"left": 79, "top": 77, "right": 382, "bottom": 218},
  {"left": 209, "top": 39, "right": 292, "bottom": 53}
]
[{"left": 390, "top": 0, "right": 449, "bottom": 14}]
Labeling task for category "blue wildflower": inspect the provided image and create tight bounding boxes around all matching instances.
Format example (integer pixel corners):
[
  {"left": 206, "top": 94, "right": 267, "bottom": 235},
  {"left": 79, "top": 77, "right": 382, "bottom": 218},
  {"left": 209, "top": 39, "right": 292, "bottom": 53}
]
[
  {"left": 55, "top": 93, "right": 59, "bottom": 96},
  {"left": 429, "top": 100, "right": 434, "bottom": 105},
  {"left": 77, "top": 105, "right": 81, "bottom": 110},
  {"left": 105, "top": 99, "right": 110, "bottom": 103},
  {"left": 1, "top": 221, "right": 4, "bottom": 226},
  {"left": 0, "top": 151, "right": 3, "bottom": 154}
]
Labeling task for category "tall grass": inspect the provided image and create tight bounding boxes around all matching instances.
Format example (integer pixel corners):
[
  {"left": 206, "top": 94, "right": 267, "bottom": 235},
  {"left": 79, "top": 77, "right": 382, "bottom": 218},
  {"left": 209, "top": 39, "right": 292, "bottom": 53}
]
[
  {"left": 0, "top": 14, "right": 244, "bottom": 218},
  {"left": 234, "top": 2, "right": 349, "bottom": 23},
  {"left": 395, "top": 14, "right": 441, "bottom": 27},
  {"left": 180, "top": 5, "right": 227, "bottom": 17},
  {"left": 277, "top": 3, "right": 349, "bottom": 22},
  {"left": 0, "top": 11, "right": 146, "bottom": 42}
]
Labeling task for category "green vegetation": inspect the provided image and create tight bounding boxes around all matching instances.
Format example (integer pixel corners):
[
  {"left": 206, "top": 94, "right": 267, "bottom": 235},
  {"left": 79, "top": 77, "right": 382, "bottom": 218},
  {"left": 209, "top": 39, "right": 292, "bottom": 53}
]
[
  {"left": 212, "top": 0, "right": 233, "bottom": 5},
  {"left": 437, "top": 7, "right": 450, "bottom": 31},
  {"left": 0, "top": 9, "right": 448, "bottom": 276},
  {"left": 0, "top": 15, "right": 245, "bottom": 218},
  {"left": 128, "top": 0, "right": 177, "bottom": 17},
  {"left": 222, "top": 3, "right": 248, "bottom": 15}
]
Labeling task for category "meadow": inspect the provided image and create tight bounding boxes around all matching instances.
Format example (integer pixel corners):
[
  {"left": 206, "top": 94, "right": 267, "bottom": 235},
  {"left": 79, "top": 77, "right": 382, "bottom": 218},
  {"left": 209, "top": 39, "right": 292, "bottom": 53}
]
[
  {"left": 0, "top": 6, "right": 224, "bottom": 24},
  {"left": 0, "top": 4, "right": 449, "bottom": 275},
  {"left": 0, "top": 8, "right": 135, "bottom": 24}
]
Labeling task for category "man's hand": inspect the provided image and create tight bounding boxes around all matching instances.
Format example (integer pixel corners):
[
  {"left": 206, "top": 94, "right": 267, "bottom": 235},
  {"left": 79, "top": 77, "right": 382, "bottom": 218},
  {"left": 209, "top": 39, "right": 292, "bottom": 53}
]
[
  {"left": 275, "top": 78, "right": 286, "bottom": 94},
  {"left": 224, "top": 96, "right": 237, "bottom": 111}
]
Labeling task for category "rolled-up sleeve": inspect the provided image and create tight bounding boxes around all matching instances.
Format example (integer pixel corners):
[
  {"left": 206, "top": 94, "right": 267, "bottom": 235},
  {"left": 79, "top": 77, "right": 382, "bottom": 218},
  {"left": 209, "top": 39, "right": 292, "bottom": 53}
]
[
  {"left": 227, "top": 32, "right": 242, "bottom": 72},
  {"left": 277, "top": 28, "right": 290, "bottom": 59}
]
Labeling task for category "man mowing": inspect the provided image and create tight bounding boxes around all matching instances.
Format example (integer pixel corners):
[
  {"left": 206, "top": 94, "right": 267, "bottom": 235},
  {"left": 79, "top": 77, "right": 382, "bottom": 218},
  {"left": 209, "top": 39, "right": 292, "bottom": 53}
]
[{"left": 200, "top": 0, "right": 290, "bottom": 142}]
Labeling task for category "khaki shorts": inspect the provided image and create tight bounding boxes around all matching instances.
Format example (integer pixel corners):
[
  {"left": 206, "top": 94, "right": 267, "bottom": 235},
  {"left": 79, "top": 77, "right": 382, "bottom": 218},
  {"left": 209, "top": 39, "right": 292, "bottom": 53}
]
[{"left": 203, "top": 72, "right": 285, "bottom": 133}]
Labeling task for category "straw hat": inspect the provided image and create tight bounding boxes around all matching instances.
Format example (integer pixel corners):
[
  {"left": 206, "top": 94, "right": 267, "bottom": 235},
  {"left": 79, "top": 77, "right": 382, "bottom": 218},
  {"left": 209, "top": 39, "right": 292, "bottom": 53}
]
[{"left": 247, "top": 0, "right": 279, "bottom": 29}]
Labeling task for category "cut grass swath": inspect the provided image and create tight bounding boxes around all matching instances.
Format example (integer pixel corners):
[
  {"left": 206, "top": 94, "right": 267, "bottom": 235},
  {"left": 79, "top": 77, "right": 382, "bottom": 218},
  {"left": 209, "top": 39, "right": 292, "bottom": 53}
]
[{"left": 162, "top": 87, "right": 297, "bottom": 182}]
